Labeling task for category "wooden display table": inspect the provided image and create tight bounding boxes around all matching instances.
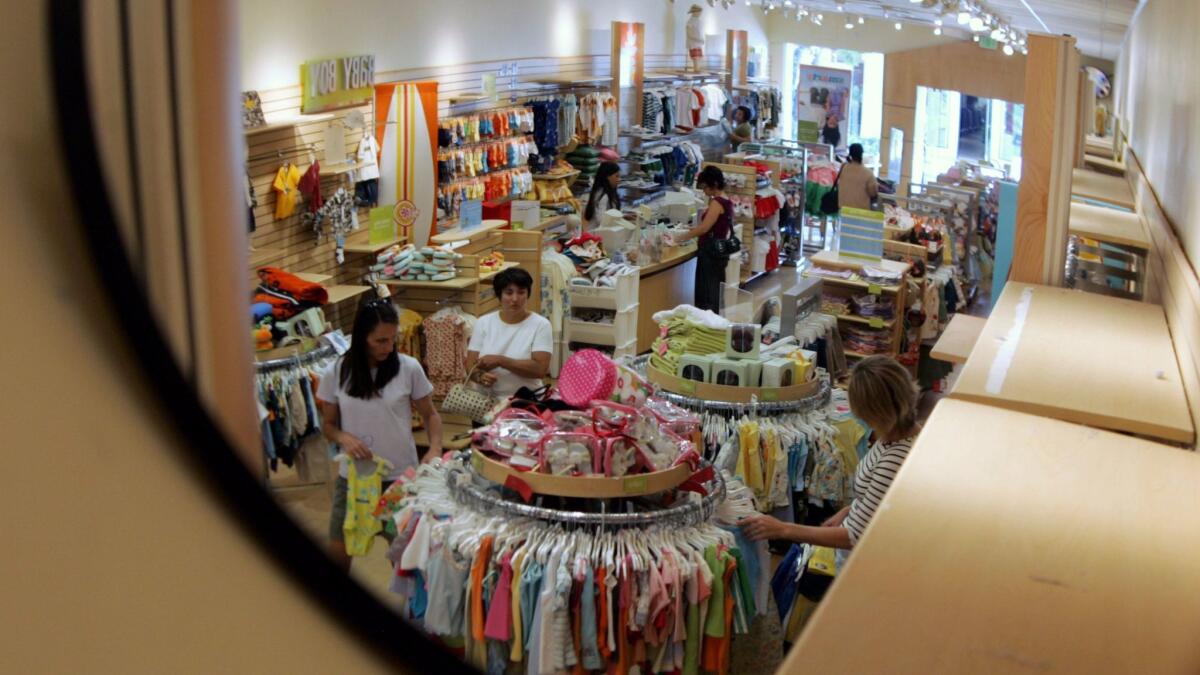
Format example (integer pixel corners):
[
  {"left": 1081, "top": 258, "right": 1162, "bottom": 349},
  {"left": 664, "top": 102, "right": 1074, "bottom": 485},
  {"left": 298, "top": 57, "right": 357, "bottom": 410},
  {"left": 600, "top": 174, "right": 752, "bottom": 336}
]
[
  {"left": 1071, "top": 168, "right": 1135, "bottom": 210},
  {"left": 949, "top": 282, "right": 1194, "bottom": 444},
  {"left": 930, "top": 314, "right": 986, "bottom": 364},
  {"left": 781, "top": 398, "right": 1200, "bottom": 674}
]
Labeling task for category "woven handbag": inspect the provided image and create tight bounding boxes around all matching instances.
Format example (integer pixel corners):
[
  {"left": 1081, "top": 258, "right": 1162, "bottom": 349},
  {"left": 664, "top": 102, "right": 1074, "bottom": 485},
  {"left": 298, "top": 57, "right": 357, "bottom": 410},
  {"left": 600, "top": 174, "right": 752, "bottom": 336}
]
[{"left": 441, "top": 366, "right": 499, "bottom": 423}]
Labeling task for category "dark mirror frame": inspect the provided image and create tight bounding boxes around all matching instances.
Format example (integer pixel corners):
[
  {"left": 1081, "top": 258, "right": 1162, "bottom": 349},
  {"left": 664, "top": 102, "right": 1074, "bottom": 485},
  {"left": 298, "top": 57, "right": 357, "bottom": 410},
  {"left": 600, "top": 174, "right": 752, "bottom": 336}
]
[{"left": 49, "top": 1, "right": 475, "bottom": 670}]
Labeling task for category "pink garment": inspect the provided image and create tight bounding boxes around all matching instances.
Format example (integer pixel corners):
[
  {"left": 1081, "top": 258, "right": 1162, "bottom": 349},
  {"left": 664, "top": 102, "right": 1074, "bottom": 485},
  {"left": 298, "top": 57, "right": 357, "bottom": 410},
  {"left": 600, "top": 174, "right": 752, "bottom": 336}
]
[
  {"left": 421, "top": 312, "right": 469, "bottom": 399},
  {"left": 807, "top": 164, "right": 839, "bottom": 187},
  {"left": 483, "top": 552, "right": 514, "bottom": 641}
]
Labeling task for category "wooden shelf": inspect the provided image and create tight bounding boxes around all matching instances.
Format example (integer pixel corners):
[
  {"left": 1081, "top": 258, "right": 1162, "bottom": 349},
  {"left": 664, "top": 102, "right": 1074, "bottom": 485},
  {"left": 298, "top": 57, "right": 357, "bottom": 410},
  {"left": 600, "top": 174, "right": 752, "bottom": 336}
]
[
  {"left": 294, "top": 272, "right": 332, "bottom": 284},
  {"left": 319, "top": 162, "right": 365, "bottom": 177},
  {"left": 244, "top": 113, "right": 335, "bottom": 136},
  {"left": 476, "top": 261, "right": 521, "bottom": 282},
  {"left": 782, "top": 398, "right": 1200, "bottom": 674},
  {"left": 1068, "top": 201, "right": 1149, "bottom": 251},
  {"left": 803, "top": 271, "right": 902, "bottom": 294},
  {"left": 1071, "top": 167, "right": 1134, "bottom": 210},
  {"left": 533, "top": 169, "right": 581, "bottom": 182},
  {"left": 950, "top": 282, "right": 1193, "bottom": 444},
  {"left": 324, "top": 284, "right": 371, "bottom": 304},
  {"left": 430, "top": 219, "right": 509, "bottom": 245},
  {"left": 930, "top": 313, "right": 986, "bottom": 364},
  {"left": 381, "top": 275, "right": 477, "bottom": 291},
  {"left": 834, "top": 314, "right": 894, "bottom": 328},
  {"left": 342, "top": 229, "right": 406, "bottom": 255}
]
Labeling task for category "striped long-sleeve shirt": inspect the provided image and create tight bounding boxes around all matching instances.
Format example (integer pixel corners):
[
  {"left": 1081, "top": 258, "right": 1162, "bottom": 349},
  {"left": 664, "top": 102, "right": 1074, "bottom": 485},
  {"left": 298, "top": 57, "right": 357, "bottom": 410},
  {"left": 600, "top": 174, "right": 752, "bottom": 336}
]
[{"left": 843, "top": 438, "right": 915, "bottom": 544}]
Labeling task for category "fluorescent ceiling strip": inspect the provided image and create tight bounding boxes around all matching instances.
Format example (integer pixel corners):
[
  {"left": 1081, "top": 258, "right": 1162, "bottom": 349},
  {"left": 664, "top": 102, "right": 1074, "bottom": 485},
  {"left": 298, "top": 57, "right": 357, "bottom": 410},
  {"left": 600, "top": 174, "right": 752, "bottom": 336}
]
[{"left": 1015, "top": 0, "right": 1050, "bottom": 31}]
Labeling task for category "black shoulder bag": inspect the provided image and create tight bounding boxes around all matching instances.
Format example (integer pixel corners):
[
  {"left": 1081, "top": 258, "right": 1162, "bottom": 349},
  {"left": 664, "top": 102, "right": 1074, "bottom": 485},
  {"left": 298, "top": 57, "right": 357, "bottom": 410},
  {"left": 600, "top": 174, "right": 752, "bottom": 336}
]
[
  {"left": 819, "top": 164, "right": 844, "bottom": 216},
  {"left": 699, "top": 199, "right": 742, "bottom": 258}
]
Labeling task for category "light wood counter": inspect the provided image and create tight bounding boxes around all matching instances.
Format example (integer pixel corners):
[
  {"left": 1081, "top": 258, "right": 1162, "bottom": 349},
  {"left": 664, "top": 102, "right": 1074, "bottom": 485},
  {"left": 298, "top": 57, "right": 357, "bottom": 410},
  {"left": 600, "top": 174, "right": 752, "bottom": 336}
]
[
  {"left": 949, "top": 282, "right": 1193, "bottom": 444},
  {"left": 1084, "top": 154, "right": 1126, "bottom": 176},
  {"left": 1071, "top": 168, "right": 1135, "bottom": 210},
  {"left": 1068, "top": 201, "right": 1149, "bottom": 251},
  {"left": 636, "top": 246, "right": 698, "bottom": 353},
  {"left": 782, "top": 398, "right": 1200, "bottom": 675},
  {"left": 930, "top": 313, "right": 986, "bottom": 364}
]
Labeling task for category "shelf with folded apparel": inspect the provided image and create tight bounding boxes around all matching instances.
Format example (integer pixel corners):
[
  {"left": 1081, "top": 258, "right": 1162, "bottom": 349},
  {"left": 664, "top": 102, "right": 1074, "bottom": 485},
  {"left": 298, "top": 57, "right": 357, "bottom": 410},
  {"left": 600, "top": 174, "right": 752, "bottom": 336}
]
[
  {"left": 803, "top": 251, "right": 911, "bottom": 361},
  {"left": 379, "top": 223, "right": 542, "bottom": 318}
]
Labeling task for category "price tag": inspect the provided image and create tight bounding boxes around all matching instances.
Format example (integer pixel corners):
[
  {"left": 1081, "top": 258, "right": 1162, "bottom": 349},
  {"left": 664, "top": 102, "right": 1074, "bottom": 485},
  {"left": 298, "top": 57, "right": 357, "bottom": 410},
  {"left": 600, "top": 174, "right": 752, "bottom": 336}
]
[
  {"left": 869, "top": 317, "right": 885, "bottom": 329},
  {"left": 868, "top": 283, "right": 882, "bottom": 295},
  {"left": 470, "top": 452, "right": 484, "bottom": 472},
  {"left": 679, "top": 379, "right": 697, "bottom": 394},
  {"left": 622, "top": 476, "right": 648, "bottom": 494},
  {"left": 760, "top": 389, "right": 779, "bottom": 402}
]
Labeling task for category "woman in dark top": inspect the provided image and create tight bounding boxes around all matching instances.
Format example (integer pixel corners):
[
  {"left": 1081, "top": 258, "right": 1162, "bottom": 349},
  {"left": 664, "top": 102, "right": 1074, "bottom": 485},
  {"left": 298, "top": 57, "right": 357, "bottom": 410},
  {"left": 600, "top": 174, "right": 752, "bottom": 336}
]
[
  {"left": 821, "top": 114, "right": 841, "bottom": 149},
  {"left": 673, "top": 165, "right": 734, "bottom": 313}
]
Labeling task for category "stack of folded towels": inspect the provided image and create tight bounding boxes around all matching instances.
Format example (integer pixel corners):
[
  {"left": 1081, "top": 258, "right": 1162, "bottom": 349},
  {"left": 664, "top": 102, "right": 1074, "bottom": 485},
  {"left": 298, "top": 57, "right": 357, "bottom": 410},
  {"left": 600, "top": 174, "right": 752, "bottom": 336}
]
[
  {"left": 648, "top": 305, "right": 731, "bottom": 375},
  {"left": 369, "top": 244, "right": 415, "bottom": 280}
]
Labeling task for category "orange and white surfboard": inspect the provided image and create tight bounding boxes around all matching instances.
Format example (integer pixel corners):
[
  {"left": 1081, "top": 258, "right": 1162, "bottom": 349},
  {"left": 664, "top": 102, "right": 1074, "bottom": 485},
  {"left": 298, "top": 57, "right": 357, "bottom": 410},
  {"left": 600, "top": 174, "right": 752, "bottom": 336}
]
[{"left": 375, "top": 82, "right": 438, "bottom": 247}]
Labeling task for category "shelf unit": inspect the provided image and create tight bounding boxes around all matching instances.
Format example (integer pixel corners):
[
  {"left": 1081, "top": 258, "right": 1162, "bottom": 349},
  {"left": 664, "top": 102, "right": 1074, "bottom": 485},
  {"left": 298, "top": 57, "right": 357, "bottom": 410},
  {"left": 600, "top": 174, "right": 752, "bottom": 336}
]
[
  {"left": 243, "top": 113, "right": 335, "bottom": 137},
  {"left": 805, "top": 251, "right": 910, "bottom": 360}
]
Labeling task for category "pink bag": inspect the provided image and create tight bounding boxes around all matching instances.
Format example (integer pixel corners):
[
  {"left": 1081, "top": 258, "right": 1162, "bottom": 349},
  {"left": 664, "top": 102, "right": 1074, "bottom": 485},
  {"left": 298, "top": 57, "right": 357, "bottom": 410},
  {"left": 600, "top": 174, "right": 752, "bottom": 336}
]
[{"left": 558, "top": 349, "right": 618, "bottom": 408}]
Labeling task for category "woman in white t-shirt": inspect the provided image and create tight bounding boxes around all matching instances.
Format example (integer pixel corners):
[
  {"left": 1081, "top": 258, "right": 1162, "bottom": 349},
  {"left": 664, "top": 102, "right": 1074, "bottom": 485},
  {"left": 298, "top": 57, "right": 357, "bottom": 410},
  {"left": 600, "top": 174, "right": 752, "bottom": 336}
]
[
  {"left": 583, "top": 162, "right": 622, "bottom": 232},
  {"left": 466, "top": 267, "right": 553, "bottom": 399},
  {"left": 317, "top": 299, "right": 442, "bottom": 571}
]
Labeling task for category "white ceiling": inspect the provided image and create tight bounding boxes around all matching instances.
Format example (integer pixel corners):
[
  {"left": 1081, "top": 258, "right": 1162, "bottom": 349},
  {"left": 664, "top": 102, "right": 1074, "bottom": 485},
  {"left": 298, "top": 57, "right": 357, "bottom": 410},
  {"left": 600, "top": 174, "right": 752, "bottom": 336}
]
[{"left": 772, "top": 0, "right": 1137, "bottom": 61}]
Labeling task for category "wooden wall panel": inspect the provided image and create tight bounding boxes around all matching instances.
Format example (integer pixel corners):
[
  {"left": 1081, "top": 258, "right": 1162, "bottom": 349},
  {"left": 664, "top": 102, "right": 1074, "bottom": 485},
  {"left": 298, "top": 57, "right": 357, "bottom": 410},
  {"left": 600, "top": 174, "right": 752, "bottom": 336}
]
[
  {"left": 880, "top": 40, "right": 1026, "bottom": 195},
  {"left": 1128, "top": 148, "right": 1200, "bottom": 445}
]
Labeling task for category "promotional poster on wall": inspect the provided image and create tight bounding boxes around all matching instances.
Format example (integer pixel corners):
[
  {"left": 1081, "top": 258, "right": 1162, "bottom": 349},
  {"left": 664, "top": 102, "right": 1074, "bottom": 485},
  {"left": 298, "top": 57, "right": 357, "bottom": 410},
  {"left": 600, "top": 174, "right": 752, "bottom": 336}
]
[{"left": 795, "top": 65, "right": 852, "bottom": 149}]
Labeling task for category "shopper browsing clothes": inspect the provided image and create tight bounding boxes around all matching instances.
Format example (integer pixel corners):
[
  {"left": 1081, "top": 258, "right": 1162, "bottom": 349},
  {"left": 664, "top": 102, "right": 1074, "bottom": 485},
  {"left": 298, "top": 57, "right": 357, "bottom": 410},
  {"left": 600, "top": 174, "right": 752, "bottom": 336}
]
[
  {"left": 837, "top": 142, "right": 879, "bottom": 211},
  {"left": 583, "top": 161, "right": 623, "bottom": 232},
  {"left": 672, "top": 165, "right": 736, "bottom": 313},
  {"left": 740, "top": 355, "right": 920, "bottom": 549},
  {"left": 729, "top": 105, "right": 755, "bottom": 150},
  {"left": 820, "top": 113, "right": 841, "bottom": 149},
  {"left": 317, "top": 299, "right": 443, "bottom": 571},
  {"left": 466, "top": 267, "right": 553, "bottom": 399}
]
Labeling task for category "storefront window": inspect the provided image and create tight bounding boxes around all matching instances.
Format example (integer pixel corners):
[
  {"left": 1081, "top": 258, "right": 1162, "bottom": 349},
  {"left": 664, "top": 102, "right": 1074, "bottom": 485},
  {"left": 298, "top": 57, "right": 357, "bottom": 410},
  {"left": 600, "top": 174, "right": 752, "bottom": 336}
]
[
  {"left": 781, "top": 44, "right": 884, "bottom": 159},
  {"left": 912, "top": 85, "right": 1024, "bottom": 184}
]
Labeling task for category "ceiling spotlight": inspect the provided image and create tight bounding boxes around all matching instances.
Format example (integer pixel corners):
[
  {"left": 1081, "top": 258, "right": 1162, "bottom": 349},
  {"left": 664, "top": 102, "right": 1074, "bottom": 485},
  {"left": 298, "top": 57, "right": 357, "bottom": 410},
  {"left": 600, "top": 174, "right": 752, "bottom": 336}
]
[
  {"left": 957, "top": 11, "right": 971, "bottom": 24},
  {"left": 934, "top": 18, "right": 942, "bottom": 26},
  {"left": 972, "top": 34, "right": 979, "bottom": 42},
  {"left": 783, "top": 0, "right": 794, "bottom": 6},
  {"left": 746, "top": 0, "right": 751, "bottom": 4},
  {"left": 895, "top": 21, "right": 903, "bottom": 30},
  {"left": 858, "top": 16, "right": 864, "bottom": 24},
  {"left": 1003, "top": 43, "right": 1014, "bottom": 55},
  {"left": 1018, "top": 37, "right": 1027, "bottom": 45},
  {"left": 990, "top": 28, "right": 1003, "bottom": 40},
  {"left": 845, "top": 20, "right": 854, "bottom": 28},
  {"left": 933, "top": 26, "right": 942, "bottom": 35},
  {"left": 836, "top": 2, "right": 844, "bottom": 11},
  {"left": 969, "top": 16, "right": 985, "bottom": 31}
]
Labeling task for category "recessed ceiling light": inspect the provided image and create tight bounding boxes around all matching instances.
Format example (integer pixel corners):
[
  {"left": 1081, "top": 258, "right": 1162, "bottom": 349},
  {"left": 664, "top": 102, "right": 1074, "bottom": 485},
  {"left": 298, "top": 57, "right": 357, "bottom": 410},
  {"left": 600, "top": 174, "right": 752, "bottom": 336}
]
[
  {"left": 933, "top": 26, "right": 942, "bottom": 35},
  {"left": 858, "top": 15, "right": 864, "bottom": 24},
  {"left": 934, "top": 18, "right": 942, "bottom": 26},
  {"left": 1003, "top": 44, "right": 1014, "bottom": 55},
  {"left": 957, "top": 11, "right": 971, "bottom": 24},
  {"left": 895, "top": 21, "right": 903, "bottom": 30},
  {"left": 845, "top": 20, "right": 854, "bottom": 28}
]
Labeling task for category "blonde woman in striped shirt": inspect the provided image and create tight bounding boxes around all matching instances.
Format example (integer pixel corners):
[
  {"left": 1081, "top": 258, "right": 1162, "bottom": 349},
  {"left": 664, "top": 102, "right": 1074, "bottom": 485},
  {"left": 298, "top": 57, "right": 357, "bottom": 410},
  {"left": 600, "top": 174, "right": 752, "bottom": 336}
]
[{"left": 741, "top": 356, "right": 920, "bottom": 548}]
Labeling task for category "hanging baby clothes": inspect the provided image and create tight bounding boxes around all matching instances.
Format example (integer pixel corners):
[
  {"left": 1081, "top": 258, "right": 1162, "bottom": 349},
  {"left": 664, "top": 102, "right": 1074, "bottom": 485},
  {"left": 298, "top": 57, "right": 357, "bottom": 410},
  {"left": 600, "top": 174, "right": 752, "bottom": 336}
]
[
  {"left": 272, "top": 162, "right": 302, "bottom": 219},
  {"left": 421, "top": 307, "right": 475, "bottom": 398},
  {"left": 342, "top": 458, "right": 388, "bottom": 556},
  {"left": 297, "top": 160, "right": 322, "bottom": 213},
  {"left": 355, "top": 134, "right": 381, "bottom": 206}
]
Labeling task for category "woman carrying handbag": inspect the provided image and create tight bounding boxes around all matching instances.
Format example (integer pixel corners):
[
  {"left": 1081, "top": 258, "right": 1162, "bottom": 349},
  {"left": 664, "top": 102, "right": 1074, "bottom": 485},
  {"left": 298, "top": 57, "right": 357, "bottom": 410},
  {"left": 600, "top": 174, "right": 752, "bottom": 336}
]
[{"left": 672, "top": 165, "right": 741, "bottom": 313}]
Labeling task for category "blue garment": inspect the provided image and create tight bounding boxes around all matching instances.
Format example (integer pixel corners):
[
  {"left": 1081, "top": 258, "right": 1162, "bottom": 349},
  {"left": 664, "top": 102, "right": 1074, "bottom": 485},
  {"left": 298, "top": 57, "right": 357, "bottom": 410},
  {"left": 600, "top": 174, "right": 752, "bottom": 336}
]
[
  {"left": 299, "top": 376, "right": 320, "bottom": 434},
  {"left": 486, "top": 640, "right": 507, "bottom": 675},
  {"left": 789, "top": 439, "right": 809, "bottom": 491},
  {"left": 771, "top": 544, "right": 804, "bottom": 622},
  {"left": 580, "top": 565, "right": 602, "bottom": 670},
  {"left": 411, "top": 570, "right": 428, "bottom": 619},
  {"left": 730, "top": 527, "right": 762, "bottom": 616},
  {"left": 520, "top": 561, "right": 544, "bottom": 652},
  {"left": 261, "top": 419, "right": 276, "bottom": 460}
]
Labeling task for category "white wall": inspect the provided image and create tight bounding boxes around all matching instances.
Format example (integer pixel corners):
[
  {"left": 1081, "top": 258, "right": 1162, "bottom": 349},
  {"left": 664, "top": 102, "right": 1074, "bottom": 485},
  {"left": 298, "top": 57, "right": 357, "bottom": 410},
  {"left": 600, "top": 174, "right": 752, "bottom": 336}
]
[
  {"left": 239, "top": 0, "right": 770, "bottom": 90},
  {"left": 767, "top": 15, "right": 959, "bottom": 54}
]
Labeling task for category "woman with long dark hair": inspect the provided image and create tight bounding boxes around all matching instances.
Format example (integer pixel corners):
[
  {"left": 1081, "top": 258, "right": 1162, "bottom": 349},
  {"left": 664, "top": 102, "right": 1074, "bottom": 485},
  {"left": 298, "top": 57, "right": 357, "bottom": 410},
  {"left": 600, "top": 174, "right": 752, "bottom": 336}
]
[
  {"left": 316, "top": 298, "right": 442, "bottom": 571},
  {"left": 583, "top": 161, "right": 622, "bottom": 231}
]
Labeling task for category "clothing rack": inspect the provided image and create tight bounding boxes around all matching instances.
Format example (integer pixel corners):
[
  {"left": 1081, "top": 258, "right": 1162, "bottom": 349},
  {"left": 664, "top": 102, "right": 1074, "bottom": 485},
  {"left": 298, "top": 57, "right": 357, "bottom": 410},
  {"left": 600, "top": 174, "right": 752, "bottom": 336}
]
[
  {"left": 255, "top": 344, "right": 337, "bottom": 373},
  {"left": 445, "top": 459, "right": 726, "bottom": 529},
  {"left": 654, "top": 380, "right": 831, "bottom": 417}
]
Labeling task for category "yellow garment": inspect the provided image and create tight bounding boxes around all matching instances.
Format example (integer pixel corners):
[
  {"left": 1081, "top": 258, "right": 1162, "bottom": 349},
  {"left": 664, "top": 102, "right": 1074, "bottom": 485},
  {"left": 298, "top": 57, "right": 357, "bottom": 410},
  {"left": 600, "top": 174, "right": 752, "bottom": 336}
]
[
  {"left": 342, "top": 459, "right": 386, "bottom": 556},
  {"left": 759, "top": 425, "right": 780, "bottom": 509},
  {"left": 272, "top": 163, "right": 302, "bottom": 220},
  {"left": 397, "top": 308, "right": 424, "bottom": 357},
  {"left": 831, "top": 418, "right": 866, "bottom": 478},
  {"left": 510, "top": 548, "right": 526, "bottom": 662},
  {"left": 736, "top": 420, "right": 763, "bottom": 497}
]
